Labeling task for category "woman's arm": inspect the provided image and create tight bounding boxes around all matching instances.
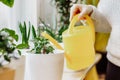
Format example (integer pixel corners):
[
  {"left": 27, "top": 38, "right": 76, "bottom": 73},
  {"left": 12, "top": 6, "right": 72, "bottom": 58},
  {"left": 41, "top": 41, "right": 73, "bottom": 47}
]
[
  {"left": 70, "top": 4, "right": 112, "bottom": 33},
  {"left": 90, "top": 5, "right": 112, "bottom": 33}
]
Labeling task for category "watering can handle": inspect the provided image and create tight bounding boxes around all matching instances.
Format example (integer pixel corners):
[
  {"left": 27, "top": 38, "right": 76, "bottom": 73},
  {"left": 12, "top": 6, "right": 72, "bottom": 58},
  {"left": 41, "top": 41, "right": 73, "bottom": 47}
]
[{"left": 68, "top": 14, "right": 95, "bottom": 43}]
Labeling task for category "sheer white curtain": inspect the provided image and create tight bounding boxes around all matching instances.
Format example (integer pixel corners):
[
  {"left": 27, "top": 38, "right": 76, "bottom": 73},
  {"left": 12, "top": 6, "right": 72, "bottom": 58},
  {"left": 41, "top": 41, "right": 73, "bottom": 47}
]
[
  {"left": 0, "top": 3, "right": 10, "bottom": 29},
  {"left": 0, "top": 0, "right": 37, "bottom": 32},
  {"left": 0, "top": 0, "right": 56, "bottom": 31},
  {"left": 0, "top": 0, "right": 80, "bottom": 31},
  {"left": 0, "top": 1, "right": 38, "bottom": 80},
  {"left": 37, "top": 0, "right": 56, "bottom": 27}
]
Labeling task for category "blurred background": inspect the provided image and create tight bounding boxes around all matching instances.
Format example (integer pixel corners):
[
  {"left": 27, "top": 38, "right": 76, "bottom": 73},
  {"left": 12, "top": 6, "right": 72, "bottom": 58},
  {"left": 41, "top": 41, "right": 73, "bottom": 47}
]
[{"left": 0, "top": 0, "right": 109, "bottom": 80}]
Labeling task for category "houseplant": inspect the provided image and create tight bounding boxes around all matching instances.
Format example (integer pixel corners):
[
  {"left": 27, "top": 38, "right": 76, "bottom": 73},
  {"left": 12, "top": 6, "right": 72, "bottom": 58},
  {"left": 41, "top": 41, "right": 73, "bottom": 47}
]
[
  {"left": 0, "top": 28, "right": 21, "bottom": 80},
  {"left": 0, "top": 1, "right": 24, "bottom": 80},
  {"left": 0, "top": 28, "right": 20, "bottom": 66},
  {"left": 25, "top": 26, "right": 64, "bottom": 80},
  {"left": 17, "top": 22, "right": 31, "bottom": 49},
  {"left": 0, "top": 0, "right": 16, "bottom": 66}
]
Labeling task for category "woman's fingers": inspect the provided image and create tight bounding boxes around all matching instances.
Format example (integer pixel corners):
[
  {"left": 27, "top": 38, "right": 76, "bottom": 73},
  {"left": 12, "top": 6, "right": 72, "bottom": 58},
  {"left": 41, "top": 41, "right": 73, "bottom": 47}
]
[
  {"left": 78, "top": 6, "right": 88, "bottom": 20},
  {"left": 70, "top": 4, "right": 82, "bottom": 21},
  {"left": 70, "top": 4, "right": 93, "bottom": 21}
]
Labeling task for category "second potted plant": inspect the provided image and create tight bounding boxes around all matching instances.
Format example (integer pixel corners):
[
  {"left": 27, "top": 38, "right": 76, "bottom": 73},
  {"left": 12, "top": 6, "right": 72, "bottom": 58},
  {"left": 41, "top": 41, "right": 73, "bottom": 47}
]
[
  {"left": 25, "top": 26, "right": 64, "bottom": 80},
  {"left": 0, "top": 28, "right": 21, "bottom": 80}
]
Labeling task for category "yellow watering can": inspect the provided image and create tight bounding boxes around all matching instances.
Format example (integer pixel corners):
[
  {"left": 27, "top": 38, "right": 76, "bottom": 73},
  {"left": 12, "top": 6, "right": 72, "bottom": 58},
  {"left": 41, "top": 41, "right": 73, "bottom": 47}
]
[
  {"left": 41, "top": 14, "right": 98, "bottom": 80},
  {"left": 62, "top": 14, "right": 95, "bottom": 70}
]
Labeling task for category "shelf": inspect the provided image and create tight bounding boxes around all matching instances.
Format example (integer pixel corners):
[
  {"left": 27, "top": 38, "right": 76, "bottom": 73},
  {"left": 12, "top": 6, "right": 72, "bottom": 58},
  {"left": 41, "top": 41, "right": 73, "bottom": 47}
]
[{"left": 62, "top": 53, "right": 102, "bottom": 80}]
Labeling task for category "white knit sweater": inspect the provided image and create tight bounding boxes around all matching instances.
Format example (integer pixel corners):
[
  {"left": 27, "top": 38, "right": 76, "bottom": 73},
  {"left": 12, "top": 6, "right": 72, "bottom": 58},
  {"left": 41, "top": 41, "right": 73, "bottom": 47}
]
[{"left": 91, "top": 0, "right": 120, "bottom": 66}]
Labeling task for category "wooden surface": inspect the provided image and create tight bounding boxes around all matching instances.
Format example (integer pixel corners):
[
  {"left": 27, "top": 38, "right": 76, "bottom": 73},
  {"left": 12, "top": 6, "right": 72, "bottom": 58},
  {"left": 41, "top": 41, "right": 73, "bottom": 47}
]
[
  {"left": 0, "top": 53, "right": 102, "bottom": 80},
  {"left": 0, "top": 56, "right": 25, "bottom": 80},
  {"left": 9, "top": 56, "right": 25, "bottom": 80},
  {"left": 62, "top": 53, "right": 102, "bottom": 80},
  {"left": 0, "top": 68, "right": 15, "bottom": 80}
]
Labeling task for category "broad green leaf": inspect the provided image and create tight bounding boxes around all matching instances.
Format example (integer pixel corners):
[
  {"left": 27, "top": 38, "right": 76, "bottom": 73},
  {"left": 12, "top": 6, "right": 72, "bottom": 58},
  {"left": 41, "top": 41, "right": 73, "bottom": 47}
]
[
  {"left": 4, "top": 55, "right": 10, "bottom": 62},
  {"left": 6, "top": 47, "right": 15, "bottom": 53},
  {"left": 32, "top": 25, "right": 37, "bottom": 39},
  {"left": 16, "top": 43, "right": 29, "bottom": 49},
  {"left": 0, "top": 0, "right": 14, "bottom": 7},
  {"left": 1, "top": 28, "right": 18, "bottom": 41}
]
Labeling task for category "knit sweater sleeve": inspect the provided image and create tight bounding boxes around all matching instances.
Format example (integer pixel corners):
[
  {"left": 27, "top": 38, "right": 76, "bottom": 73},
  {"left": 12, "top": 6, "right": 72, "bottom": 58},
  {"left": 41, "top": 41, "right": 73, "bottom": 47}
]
[{"left": 90, "top": 5, "right": 112, "bottom": 33}]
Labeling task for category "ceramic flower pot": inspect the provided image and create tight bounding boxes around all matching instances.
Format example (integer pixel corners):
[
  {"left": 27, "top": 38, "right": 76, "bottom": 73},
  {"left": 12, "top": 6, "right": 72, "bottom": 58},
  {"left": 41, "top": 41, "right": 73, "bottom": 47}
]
[{"left": 25, "top": 50, "right": 64, "bottom": 80}]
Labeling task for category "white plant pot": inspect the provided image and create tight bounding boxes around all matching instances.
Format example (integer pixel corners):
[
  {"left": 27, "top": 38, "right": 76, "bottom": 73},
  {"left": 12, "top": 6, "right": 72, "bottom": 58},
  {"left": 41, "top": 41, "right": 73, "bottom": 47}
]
[{"left": 25, "top": 50, "right": 64, "bottom": 80}]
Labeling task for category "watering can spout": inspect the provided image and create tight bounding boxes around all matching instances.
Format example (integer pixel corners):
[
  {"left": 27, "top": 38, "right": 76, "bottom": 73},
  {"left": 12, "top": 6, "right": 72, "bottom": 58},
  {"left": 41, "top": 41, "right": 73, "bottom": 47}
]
[{"left": 41, "top": 32, "right": 72, "bottom": 63}]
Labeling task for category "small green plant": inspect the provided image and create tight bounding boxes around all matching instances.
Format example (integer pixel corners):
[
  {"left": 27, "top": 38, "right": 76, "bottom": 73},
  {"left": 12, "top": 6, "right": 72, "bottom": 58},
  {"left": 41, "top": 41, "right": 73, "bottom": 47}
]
[
  {"left": 39, "top": 18, "right": 62, "bottom": 42},
  {"left": 0, "top": 28, "right": 21, "bottom": 66},
  {"left": 31, "top": 26, "right": 54, "bottom": 54},
  {"left": 0, "top": 0, "right": 14, "bottom": 7},
  {"left": 17, "top": 22, "right": 31, "bottom": 49}
]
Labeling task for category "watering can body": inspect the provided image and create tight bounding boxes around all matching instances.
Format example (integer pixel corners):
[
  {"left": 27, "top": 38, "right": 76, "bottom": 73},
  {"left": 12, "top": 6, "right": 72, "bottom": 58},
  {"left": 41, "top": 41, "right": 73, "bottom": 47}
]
[{"left": 62, "top": 15, "right": 95, "bottom": 70}]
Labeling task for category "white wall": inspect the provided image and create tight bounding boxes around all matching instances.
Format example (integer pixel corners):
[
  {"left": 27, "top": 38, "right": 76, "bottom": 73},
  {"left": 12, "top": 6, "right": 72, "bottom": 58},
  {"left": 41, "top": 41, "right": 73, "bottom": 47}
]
[
  {"left": 37, "top": 0, "right": 80, "bottom": 28},
  {"left": 0, "top": 3, "right": 10, "bottom": 28},
  {"left": 0, "top": 0, "right": 80, "bottom": 31},
  {"left": 0, "top": 0, "right": 37, "bottom": 30},
  {"left": 37, "top": 0, "right": 57, "bottom": 27}
]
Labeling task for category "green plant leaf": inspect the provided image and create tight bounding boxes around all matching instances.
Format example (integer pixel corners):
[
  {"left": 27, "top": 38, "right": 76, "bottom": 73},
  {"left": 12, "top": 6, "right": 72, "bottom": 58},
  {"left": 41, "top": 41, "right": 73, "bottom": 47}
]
[
  {"left": 37, "top": 27, "right": 41, "bottom": 37},
  {"left": 58, "top": 25, "right": 68, "bottom": 35},
  {"left": 0, "top": 0, "right": 14, "bottom": 7},
  {"left": 27, "top": 22, "right": 31, "bottom": 41},
  {"left": 45, "top": 28, "right": 56, "bottom": 38},
  {"left": 19, "top": 22, "right": 30, "bottom": 45},
  {"left": 32, "top": 36, "right": 54, "bottom": 54},
  {"left": 16, "top": 44, "right": 29, "bottom": 49},
  {"left": 1, "top": 28, "right": 18, "bottom": 41},
  {"left": 19, "top": 23, "right": 23, "bottom": 34},
  {"left": 6, "top": 47, "right": 15, "bottom": 53},
  {"left": 17, "top": 50, "right": 21, "bottom": 55},
  {"left": 45, "top": 46, "right": 54, "bottom": 54},
  {"left": 23, "top": 22, "right": 27, "bottom": 43},
  {"left": 32, "top": 25, "right": 37, "bottom": 39},
  {"left": 19, "top": 23, "right": 25, "bottom": 43},
  {"left": 4, "top": 55, "right": 10, "bottom": 62}
]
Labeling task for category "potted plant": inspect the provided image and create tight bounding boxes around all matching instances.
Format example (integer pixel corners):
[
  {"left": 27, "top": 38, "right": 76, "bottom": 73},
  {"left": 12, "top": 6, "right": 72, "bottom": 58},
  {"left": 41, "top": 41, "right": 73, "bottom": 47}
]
[
  {"left": 0, "top": 28, "right": 21, "bottom": 80},
  {"left": 0, "top": 1, "right": 26, "bottom": 80},
  {"left": 17, "top": 22, "right": 31, "bottom": 49},
  {"left": 25, "top": 26, "right": 64, "bottom": 80}
]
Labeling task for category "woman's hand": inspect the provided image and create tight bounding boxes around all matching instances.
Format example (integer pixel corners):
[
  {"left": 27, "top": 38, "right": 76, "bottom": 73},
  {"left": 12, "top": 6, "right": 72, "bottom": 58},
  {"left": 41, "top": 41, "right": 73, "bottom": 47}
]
[{"left": 70, "top": 4, "right": 93, "bottom": 21}]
